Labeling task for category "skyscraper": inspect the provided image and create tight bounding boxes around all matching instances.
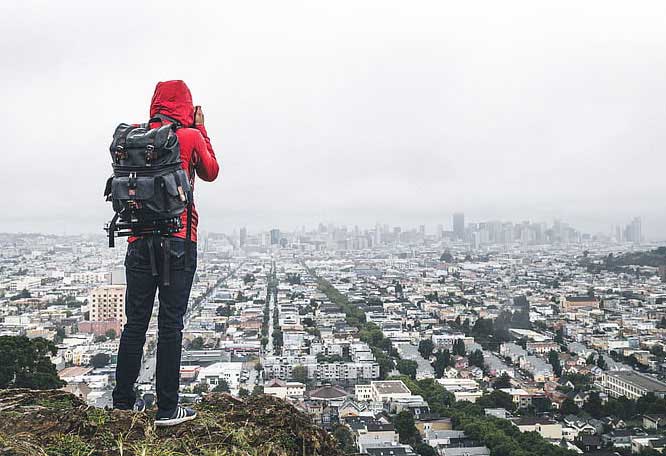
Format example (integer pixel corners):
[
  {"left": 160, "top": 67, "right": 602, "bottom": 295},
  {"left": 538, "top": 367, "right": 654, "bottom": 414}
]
[
  {"left": 270, "top": 229, "right": 281, "bottom": 245},
  {"left": 453, "top": 213, "right": 465, "bottom": 240},
  {"left": 239, "top": 227, "right": 247, "bottom": 247}
]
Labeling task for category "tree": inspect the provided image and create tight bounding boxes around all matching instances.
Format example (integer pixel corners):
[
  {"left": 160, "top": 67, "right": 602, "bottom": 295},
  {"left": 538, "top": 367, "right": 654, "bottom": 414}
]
[
  {"left": 216, "top": 305, "right": 232, "bottom": 317},
  {"left": 332, "top": 424, "right": 357, "bottom": 454},
  {"left": 432, "top": 349, "right": 451, "bottom": 378},
  {"left": 596, "top": 355, "right": 607, "bottom": 370},
  {"left": 415, "top": 443, "right": 437, "bottom": 456},
  {"left": 54, "top": 327, "right": 66, "bottom": 344},
  {"left": 452, "top": 339, "right": 466, "bottom": 356},
  {"left": 394, "top": 411, "right": 419, "bottom": 445},
  {"left": 190, "top": 336, "right": 205, "bottom": 350},
  {"left": 418, "top": 339, "right": 434, "bottom": 359},
  {"left": 89, "top": 353, "right": 110, "bottom": 368},
  {"left": 93, "top": 334, "right": 108, "bottom": 343},
  {"left": 238, "top": 388, "right": 250, "bottom": 398},
  {"left": 476, "top": 390, "right": 515, "bottom": 411},
  {"left": 548, "top": 350, "right": 562, "bottom": 377},
  {"left": 583, "top": 392, "right": 603, "bottom": 419},
  {"left": 251, "top": 385, "right": 264, "bottom": 395},
  {"left": 0, "top": 336, "right": 65, "bottom": 389},
  {"left": 560, "top": 398, "right": 579, "bottom": 416},
  {"left": 492, "top": 373, "right": 512, "bottom": 389},
  {"left": 105, "top": 329, "right": 117, "bottom": 340},
  {"left": 291, "top": 365, "right": 308, "bottom": 384},
  {"left": 468, "top": 349, "right": 485, "bottom": 369},
  {"left": 397, "top": 359, "right": 418, "bottom": 380},
  {"left": 193, "top": 383, "right": 210, "bottom": 394},
  {"left": 586, "top": 353, "right": 596, "bottom": 365},
  {"left": 211, "top": 380, "right": 230, "bottom": 393}
]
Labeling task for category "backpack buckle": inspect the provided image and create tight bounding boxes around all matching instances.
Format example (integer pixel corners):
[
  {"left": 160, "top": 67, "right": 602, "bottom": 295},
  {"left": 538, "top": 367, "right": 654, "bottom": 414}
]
[
  {"left": 114, "top": 145, "right": 127, "bottom": 163},
  {"left": 128, "top": 171, "right": 137, "bottom": 196},
  {"left": 145, "top": 144, "right": 155, "bottom": 164}
]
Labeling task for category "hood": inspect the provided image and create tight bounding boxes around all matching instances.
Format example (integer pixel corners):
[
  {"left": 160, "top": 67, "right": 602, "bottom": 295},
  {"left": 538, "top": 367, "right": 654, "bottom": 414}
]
[{"left": 149, "top": 80, "right": 194, "bottom": 127}]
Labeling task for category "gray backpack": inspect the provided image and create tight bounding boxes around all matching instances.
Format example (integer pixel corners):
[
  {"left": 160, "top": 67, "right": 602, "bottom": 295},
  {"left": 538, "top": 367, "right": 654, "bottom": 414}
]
[{"left": 104, "top": 114, "right": 192, "bottom": 248}]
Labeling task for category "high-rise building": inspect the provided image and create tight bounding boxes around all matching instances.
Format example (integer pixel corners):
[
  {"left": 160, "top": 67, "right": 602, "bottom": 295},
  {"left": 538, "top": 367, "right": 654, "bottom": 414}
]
[
  {"left": 79, "top": 284, "right": 127, "bottom": 335},
  {"left": 270, "top": 228, "right": 281, "bottom": 245},
  {"left": 624, "top": 217, "right": 642, "bottom": 244},
  {"left": 239, "top": 227, "right": 247, "bottom": 247},
  {"left": 90, "top": 285, "right": 126, "bottom": 324},
  {"left": 453, "top": 213, "right": 465, "bottom": 240}
]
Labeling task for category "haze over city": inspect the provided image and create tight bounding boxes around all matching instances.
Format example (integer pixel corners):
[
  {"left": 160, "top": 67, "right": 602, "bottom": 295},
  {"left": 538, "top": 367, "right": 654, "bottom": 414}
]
[{"left": 1, "top": 0, "right": 665, "bottom": 238}]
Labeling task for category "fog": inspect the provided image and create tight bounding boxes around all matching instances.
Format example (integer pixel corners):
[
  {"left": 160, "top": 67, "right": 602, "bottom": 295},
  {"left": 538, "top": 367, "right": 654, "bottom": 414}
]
[{"left": 1, "top": 1, "right": 665, "bottom": 238}]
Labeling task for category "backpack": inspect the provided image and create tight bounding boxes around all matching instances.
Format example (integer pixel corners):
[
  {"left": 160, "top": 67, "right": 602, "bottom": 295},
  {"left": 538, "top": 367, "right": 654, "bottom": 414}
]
[{"left": 104, "top": 114, "right": 193, "bottom": 249}]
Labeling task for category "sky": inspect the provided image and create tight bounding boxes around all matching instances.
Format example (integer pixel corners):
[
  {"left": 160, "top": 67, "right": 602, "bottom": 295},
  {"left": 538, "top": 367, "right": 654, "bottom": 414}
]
[{"left": 1, "top": 1, "right": 665, "bottom": 239}]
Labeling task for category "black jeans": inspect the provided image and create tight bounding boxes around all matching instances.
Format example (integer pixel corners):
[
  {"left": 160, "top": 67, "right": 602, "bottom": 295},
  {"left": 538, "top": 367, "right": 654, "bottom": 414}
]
[{"left": 112, "top": 236, "right": 196, "bottom": 417}]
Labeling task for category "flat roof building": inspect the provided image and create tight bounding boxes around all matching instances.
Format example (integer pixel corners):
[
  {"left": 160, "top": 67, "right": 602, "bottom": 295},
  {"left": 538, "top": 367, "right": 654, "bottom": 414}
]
[{"left": 602, "top": 371, "right": 666, "bottom": 400}]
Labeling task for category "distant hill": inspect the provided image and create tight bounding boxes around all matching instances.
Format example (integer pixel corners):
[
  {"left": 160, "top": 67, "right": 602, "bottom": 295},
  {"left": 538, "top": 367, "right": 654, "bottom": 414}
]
[
  {"left": 608, "top": 246, "right": 666, "bottom": 268},
  {"left": 0, "top": 389, "right": 342, "bottom": 456}
]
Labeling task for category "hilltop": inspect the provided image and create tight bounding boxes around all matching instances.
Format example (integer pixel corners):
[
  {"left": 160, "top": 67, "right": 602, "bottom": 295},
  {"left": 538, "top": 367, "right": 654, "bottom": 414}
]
[{"left": 0, "top": 389, "right": 343, "bottom": 456}]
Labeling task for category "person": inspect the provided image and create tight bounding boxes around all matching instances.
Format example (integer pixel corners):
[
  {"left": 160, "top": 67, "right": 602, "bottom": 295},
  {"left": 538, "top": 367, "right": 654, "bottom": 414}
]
[{"left": 112, "top": 80, "right": 219, "bottom": 426}]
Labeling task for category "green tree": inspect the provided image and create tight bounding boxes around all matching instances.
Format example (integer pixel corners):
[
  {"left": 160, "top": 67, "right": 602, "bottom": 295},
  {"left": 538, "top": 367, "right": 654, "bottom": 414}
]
[
  {"left": 397, "top": 359, "right": 418, "bottom": 380},
  {"left": 238, "top": 388, "right": 250, "bottom": 398},
  {"left": 468, "top": 349, "right": 485, "bottom": 368},
  {"left": 394, "top": 410, "right": 419, "bottom": 445},
  {"left": 190, "top": 336, "right": 205, "bottom": 350},
  {"left": 583, "top": 391, "right": 603, "bottom": 418},
  {"left": 193, "top": 383, "right": 210, "bottom": 394},
  {"left": 54, "top": 327, "right": 66, "bottom": 344},
  {"left": 418, "top": 339, "right": 434, "bottom": 359},
  {"left": 332, "top": 424, "right": 357, "bottom": 454},
  {"left": 452, "top": 339, "right": 466, "bottom": 356},
  {"left": 415, "top": 443, "right": 437, "bottom": 456},
  {"left": 104, "top": 329, "right": 117, "bottom": 340},
  {"left": 596, "top": 355, "right": 607, "bottom": 370},
  {"left": 251, "top": 385, "right": 264, "bottom": 395},
  {"left": 89, "top": 352, "right": 110, "bottom": 368},
  {"left": 492, "top": 373, "right": 512, "bottom": 389},
  {"left": 560, "top": 398, "right": 579, "bottom": 416},
  {"left": 548, "top": 350, "right": 562, "bottom": 377},
  {"left": 0, "top": 336, "right": 65, "bottom": 389},
  {"left": 476, "top": 390, "right": 514, "bottom": 411},
  {"left": 211, "top": 380, "right": 229, "bottom": 393},
  {"left": 291, "top": 365, "right": 308, "bottom": 384},
  {"left": 432, "top": 349, "right": 451, "bottom": 378}
]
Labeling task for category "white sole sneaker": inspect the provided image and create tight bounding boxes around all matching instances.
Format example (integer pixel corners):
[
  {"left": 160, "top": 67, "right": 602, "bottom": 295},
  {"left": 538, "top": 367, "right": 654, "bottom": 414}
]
[{"left": 154, "top": 409, "right": 197, "bottom": 427}]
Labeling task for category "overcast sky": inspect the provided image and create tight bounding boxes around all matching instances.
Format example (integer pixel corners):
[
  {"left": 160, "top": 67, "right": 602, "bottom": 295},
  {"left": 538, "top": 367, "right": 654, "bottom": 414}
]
[{"left": 1, "top": 1, "right": 665, "bottom": 239}]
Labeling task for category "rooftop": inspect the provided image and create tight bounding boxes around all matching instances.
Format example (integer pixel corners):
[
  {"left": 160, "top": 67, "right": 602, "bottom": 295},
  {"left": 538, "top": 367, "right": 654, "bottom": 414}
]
[
  {"left": 372, "top": 380, "right": 411, "bottom": 395},
  {"left": 605, "top": 371, "right": 666, "bottom": 393}
]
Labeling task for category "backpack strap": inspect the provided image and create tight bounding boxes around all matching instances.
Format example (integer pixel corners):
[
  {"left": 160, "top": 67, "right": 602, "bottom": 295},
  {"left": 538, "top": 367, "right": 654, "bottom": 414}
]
[
  {"left": 184, "top": 161, "right": 195, "bottom": 271},
  {"left": 149, "top": 113, "right": 182, "bottom": 129},
  {"left": 184, "top": 191, "right": 193, "bottom": 272},
  {"left": 108, "top": 213, "right": 119, "bottom": 248}
]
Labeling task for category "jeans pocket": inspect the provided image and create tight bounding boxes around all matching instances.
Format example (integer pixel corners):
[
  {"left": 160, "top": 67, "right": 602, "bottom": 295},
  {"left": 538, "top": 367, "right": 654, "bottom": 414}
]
[
  {"left": 167, "top": 239, "right": 187, "bottom": 270},
  {"left": 125, "top": 240, "right": 150, "bottom": 269}
]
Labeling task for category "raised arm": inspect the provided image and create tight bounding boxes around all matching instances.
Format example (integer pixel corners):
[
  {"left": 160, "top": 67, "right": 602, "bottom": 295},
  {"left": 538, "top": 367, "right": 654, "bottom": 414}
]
[{"left": 192, "top": 124, "right": 219, "bottom": 182}]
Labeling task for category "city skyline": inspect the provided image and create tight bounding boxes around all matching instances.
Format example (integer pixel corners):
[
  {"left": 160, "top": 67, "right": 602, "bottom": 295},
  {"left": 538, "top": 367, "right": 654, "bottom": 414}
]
[{"left": 2, "top": 1, "right": 666, "bottom": 239}]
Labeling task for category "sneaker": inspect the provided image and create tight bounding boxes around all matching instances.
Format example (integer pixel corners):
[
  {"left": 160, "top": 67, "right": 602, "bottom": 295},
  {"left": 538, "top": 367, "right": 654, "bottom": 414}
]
[
  {"left": 154, "top": 406, "right": 197, "bottom": 427},
  {"left": 133, "top": 399, "right": 146, "bottom": 412}
]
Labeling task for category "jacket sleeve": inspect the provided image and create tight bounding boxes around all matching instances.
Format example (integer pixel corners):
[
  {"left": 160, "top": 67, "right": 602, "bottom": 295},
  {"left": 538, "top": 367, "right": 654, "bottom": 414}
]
[{"left": 192, "top": 125, "right": 219, "bottom": 182}]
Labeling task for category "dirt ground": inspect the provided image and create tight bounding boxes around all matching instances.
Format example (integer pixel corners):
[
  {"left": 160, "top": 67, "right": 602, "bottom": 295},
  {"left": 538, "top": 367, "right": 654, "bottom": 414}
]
[{"left": 0, "top": 388, "right": 344, "bottom": 456}]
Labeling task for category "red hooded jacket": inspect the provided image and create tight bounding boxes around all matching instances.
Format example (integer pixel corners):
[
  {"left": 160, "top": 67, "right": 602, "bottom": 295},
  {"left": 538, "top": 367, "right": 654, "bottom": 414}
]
[{"left": 130, "top": 80, "right": 219, "bottom": 243}]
